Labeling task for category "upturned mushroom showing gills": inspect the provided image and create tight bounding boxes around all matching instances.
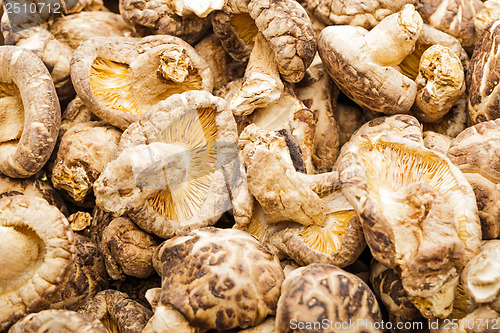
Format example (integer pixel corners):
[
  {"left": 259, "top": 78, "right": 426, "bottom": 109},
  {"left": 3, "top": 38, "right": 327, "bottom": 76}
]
[
  {"left": 94, "top": 90, "right": 247, "bottom": 239},
  {"left": 71, "top": 35, "right": 212, "bottom": 130},
  {"left": 337, "top": 114, "right": 481, "bottom": 319},
  {"left": 0, "top": 195, "right": 76, "bottom": 331},
  {"left": 318, "top": 4, "right": 422, "bottom": 115},
  {"left": 0, "top": 46, "right": 60, "bottom": 178}
]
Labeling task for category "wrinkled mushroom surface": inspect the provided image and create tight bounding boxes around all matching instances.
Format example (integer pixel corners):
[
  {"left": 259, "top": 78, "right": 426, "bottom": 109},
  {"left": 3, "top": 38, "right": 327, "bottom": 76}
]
[
  {"left": 71, "top": 35, "right": 212, "bottom": 130},
  {"left": 0, "top": 46, "right": 60, "bottom": 178}
]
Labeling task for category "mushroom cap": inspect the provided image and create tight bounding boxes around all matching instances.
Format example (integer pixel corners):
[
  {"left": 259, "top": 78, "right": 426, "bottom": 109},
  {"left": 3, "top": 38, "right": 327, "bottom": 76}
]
[
  {"left": 318, "top": 23, "right": 417, "bottom": 115},
  {"left": 119, "top": 0, "right": 211, "bottom": 44},
  {"left": 152, "top": 227, "right": 284, "bottom": 331},
  {"left": 8, "top": 309, "right": 107, "bottom": 333},
  {"left": 213, "top": 0, "right": 317, "bottom": 83},
  {"left": 337, "top": 114, "right": 481, "bottom": 318},
  {"left": 51, "top": 121, "right": 121, "bottom": 204},
  {"left": 71, "top": 35, "right": 212, "bottom": 130},
  {"left": 0, "top": 46, "right": 60, "bottom": 178},
  {"left": 78, "top": 289, "right": 152, "bottom": 333},
  {"left": 448, "top": 119, "right": 500, "bottom": 239},
  {"left": 275, "top": 263, "right": 382, "bottom": 333},
  {"left": 467, "top": 20, "right": 500, "bottom": 125},
  {"left": 305, "top": 0, "right": 413, "bottom": 29},
  {"left": 49, "top": 11, "right": 132, "bottom": 50},
  {"left": 0, "top": 195, "right": 76, "bottom": 331},
  {"left": 94, "top": 90, "right": 242, "bottom": 239},
  {"left": 415, "top": 0, "right": 483, "bottom": 51}
]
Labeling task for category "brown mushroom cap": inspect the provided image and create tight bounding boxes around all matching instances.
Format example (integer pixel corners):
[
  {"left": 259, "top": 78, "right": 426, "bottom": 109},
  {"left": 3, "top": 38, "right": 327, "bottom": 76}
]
[
  {"left": 0, "top": 195, "right": 76, "bottom": 331},
  {"left": 78, "top": 289, "right": 152, "bottom": 333},
  {"left": 0, "top": 46, "right": 60, "bottom": 178},
  {"left": 305, "top": 0, "right": 413, "bottom": 29},
  {"left": 119, "top": 0, "right": 211, "bottom": 44},
  {"left": 8, "top": 309, "right": 107, "bottom": 333},
  {"left": 94, "top": 90, "right": 243, "bottom": 239},
  {"left": 338, "top": 114, "right": 481, "bottom": 318},
  {"left": 447, "top": 119, "right": 500, "bottom": 239},
  {"left": 467, "top": 20, "right": 500, "bottom": 125},
  {"left": 51, "top": 121, "right": 121, "bottom": 204},
  {"left": 71, "top": 35, "right": 212, "bottom": 130},
  {"left": 276, "top": 263, "right": 382, "bottom": 333},
  {"left": 415, "top": 0, "right": 483, "bottom": 52},
  {"left": 152, "top": 227, "right": 284, "bottom": 331},
  {"left": 318, "top": 5, "right": 421, "bottom": 115},
  {"left": 212, "top": 0, "right": 317, "bottom": 83}
]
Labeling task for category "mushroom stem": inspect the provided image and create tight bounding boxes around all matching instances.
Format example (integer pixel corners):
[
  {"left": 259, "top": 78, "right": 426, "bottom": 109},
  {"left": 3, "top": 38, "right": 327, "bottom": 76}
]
[
  {"left": 229, "top": 32, "right": 284, "bottom": 116},
  {"left": 365, "top": 4, "right": 423, "bottom": 67},
  {"left": 0, "top": 226, "right": 38, "bottom": 282},
  {"left": 158, "top": 45, "right": 194, "bottom": 84}
]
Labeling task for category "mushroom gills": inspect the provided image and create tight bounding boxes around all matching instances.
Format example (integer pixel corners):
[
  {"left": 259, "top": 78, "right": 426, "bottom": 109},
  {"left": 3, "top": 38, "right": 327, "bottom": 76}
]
[
  {"left": 399, "top": 43, "right": 432, "bottom": 80},
  {"left": 0, "top": 82, "right": 23, "bottom": 145},
  {"left": 300, "top": 210, "right": 356, "bottom": 254},
  {"left": 90, "top": 57, "right": 203, "bottom": 118},
  {"left": 231, "top": 13, "right": 259, "bottom": 45},
  {"left": 0, "top": 225, "right": 44, "bottom": 293},
  {"left": 147, "top": 107, "right": 217, "bottom": 221}
]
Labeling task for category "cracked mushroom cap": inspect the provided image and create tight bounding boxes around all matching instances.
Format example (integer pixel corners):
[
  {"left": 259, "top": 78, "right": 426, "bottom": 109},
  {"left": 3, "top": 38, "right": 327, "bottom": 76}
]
[
  {"left": 71, "top": 35, "right": 212, "bottom": 130},
  {"left": 0, "top": 195, "right": 76, "bottom": 331},
  {"left": 304, "top": 0, "right": 413, "bottom": 29},
  {"left": 423, "top": 95, "right": 468, "bottom": 138},
  {"left": 318, "top": 4, "right": 422, "bottom": 115},
  {"left": 8, "top": 309, "right": 107, "bottom": 333},
  {"left": 94, "top": 90, "right": 244, "bottom": 239},
  {"left": 370, "top": 260, "right": 428, "bottom": 332},
  {"left": 467, "top": 20, "right": 500, "bottom": 125},
  {"left": 119, "top": 0, "right": 211, "bottom": 44},
  {"left": 276, "top": 263, "right": 382, "bottom": 333},
  {"left": 415, "top": 0, "right": 483, "bottom": 52},
  {"left": 212, "top": 0, "right": 317, "bottom": 83},
  {"left": 475, "top": 0, "right": 500, "bottom": 36},
  {"left": 51, "top": 121, "right": 121, "bottom": 204},
  {"left": 337, "top": 114, "right": 481, "bottom": 319},
  {"left": 268, "top": 188, "right": 366, "bottom": 268},
  {"left": 78, "top": 289, "right": 152, "bottom": 333},
  {"left": 447, "top": 119, "right": 500, "bottom": 239},
  {"left": 152, "top": 227, "right": 284, "bottom": 331},
  {"left": 0, "top": 46, "right": 60, "bottom": 178}
]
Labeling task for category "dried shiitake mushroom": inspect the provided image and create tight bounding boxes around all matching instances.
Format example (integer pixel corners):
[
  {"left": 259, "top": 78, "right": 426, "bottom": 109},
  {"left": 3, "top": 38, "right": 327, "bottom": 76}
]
[
  {"left": 415, "top": 0, "right": 483, "bottom": 52},
  {"left": 318, "top": 4, "right": 422, "bottom": 115},
  {"left": 212, "top": 0, "right": 316, "bottom": 83},
  {"left": 79, "top": 289, "right": 152, "bottom": 333},
  {"left": 370, "top": 260, "right": 429, "bottom": 333},
  {"left": 475, "top": 0, "right": 500, "bottom": 36},
  {"left": 448, "top": 119, "right": 500, "bottom": 239},
  {"left": 304, "top": 0, "right": 413, "bottom": 29},
  {"left": 51, "top": 234, "right": 108, "bottom": 311},
  {"left": 239, "top": 317, "right": 276, "bottom": 333},
  {"left": 423, "top": 131, "right": 452, "bottom": 155},
  {"left": 119, "top": 0, "right": 212, "bottom": 44},
  {"left": 430, "top": 306, "right": 500, "bottom": 333},
  {"left": 467, "top": 20, "right": 500, "bottom": 125},
  {"left": 71, "top": 35, "right": 212, "bottom": 130},
  {"left": 423, "top": 95, "right": 469, "bottom": 137},
  {"left": 8, "top": 309, "right": 107, "bottom": 333},
  {"left": 239, "top": 124, "right": 339, "bottom": 227},
  {"left": 0, "top": 46, "right": 60, "bottom": 178},
  {"left": 0, "top": 173, "right": 68, "bottom": 215},
  {"left": 0, "top": 195, "right": 76, "bottom": 331},
  {"left": 51, "top": 121, "right": 121, "bottom": 204},
  {"left": 276, "top": 263, "right": 382, "bottom": 333},
  {"left": 151, "top": 228, "right": 284, "bottom": 331},
  {"left": 338, "top": 114, "right": 481, "bottom": 319},
  {"left": 100, "top": 217, "right": 159, "bottom": 280},
  {"left": 94, "top": 90, "right": 246, "bottom": 239}
]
